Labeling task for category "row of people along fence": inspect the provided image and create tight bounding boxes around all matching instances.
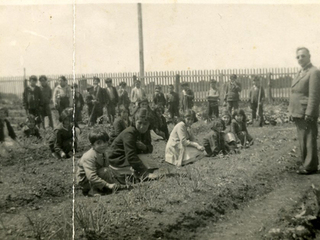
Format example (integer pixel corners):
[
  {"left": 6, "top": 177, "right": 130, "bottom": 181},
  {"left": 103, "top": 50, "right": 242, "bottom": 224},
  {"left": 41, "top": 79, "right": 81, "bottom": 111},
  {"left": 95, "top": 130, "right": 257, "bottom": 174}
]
[{"left": 0, "top": 67, "right": 301, "bottom": 102}]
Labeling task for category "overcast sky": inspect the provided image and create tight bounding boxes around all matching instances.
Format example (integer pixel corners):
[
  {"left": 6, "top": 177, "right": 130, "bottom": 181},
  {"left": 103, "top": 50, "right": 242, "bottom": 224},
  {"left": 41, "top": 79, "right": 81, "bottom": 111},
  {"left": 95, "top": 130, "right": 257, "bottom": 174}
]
[{"left": 1, "top": 1, "right": 320, "bottom": 77}]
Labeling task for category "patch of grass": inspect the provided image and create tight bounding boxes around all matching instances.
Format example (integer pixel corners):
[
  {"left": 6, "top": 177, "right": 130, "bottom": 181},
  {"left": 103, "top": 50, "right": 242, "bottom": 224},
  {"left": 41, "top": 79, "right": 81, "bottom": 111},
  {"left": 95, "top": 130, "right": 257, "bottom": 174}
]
[
  {"left": 74, "top": 200, "right": 111, "bottom": 239},
  {"left": 25, "top": 214, "right": 50, "bottom": 240}
]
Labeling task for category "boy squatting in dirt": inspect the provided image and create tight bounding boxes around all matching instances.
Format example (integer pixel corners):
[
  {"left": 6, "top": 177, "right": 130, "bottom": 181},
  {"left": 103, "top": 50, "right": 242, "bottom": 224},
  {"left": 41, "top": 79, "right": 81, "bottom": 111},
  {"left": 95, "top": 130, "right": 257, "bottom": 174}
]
[
  {"left": 49, "top": 108, "right": 80, "bottom": 159},
  {"left": 77, "top": 108, "right": 158, "bottom": 196}
]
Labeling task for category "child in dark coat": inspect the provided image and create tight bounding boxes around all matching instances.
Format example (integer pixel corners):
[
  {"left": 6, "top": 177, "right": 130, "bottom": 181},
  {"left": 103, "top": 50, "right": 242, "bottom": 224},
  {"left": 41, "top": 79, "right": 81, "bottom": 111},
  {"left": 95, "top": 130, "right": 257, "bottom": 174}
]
[
  {"left": 107, "top": 108, "right": 156, "bottom": 185},
  {"left": 23, "top": 75, "right": 42, "bottom": 124},
  {"left": 39, "top": 75, "right": 54, "bottom": 129},
  {"left": 22, "top": 115, "right": 42, "bottom": 139},
  {"left": 153, "top": 106, "right": 169, "bottom": 141},
  {"left": 118, "top": 82, "right": 131, "bottom": 112},
  {"left": 166, "top": 84, "right": 180, "bottom": 119},
  {"left": 203, "top": 118, "right": 227, "bottom": 157},
  {"left": 153, "top": 85, "right": 166, "bottom": 109},
  {"left": 231, "top": 110, "right": 254, "bottom": 147},
  {"left": 181, "top": 82, "right": 194, "bottom": 111},
  {"left": 72, "top": 83, "right": 85, "bottom": 123},
  {"left": 249, "top": 76, "right": 265, "bottom": 127},
  {"left": 49, "top": 108, "right": 78, "bottom": 159},
  {"left": 85, "top": 85, "right": 96, "bottom": 126}
]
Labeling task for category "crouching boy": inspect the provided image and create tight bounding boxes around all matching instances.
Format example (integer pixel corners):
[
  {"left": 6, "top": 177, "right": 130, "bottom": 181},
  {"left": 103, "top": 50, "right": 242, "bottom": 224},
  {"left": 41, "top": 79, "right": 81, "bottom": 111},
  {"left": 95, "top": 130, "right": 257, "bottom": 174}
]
[
  {"left": 203, "top": 118, "right": 227, "bottom": 157},
  {"left": 77, "top": 129, "right": 117, "bottom": 196},
  {"left": 108, "top": 108, "right": 158, "bottom": 184},
  {"left": 49, "top": 108, "right": 79, "bottom": 159}
]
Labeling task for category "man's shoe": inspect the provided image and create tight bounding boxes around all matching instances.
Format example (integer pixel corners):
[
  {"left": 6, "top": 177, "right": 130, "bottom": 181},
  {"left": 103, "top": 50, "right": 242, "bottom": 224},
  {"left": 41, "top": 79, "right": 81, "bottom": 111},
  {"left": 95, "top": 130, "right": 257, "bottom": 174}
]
[{"left": 296, "top": 168, "right": 318, "bottom": 175}]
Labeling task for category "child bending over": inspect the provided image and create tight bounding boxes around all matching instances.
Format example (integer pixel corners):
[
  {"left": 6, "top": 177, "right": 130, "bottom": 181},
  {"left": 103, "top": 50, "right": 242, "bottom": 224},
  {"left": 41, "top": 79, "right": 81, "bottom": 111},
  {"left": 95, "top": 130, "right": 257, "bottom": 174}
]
[
  {"left": 77, "top": 129, "right": 117, "bottom": 196},
  {"left": 231, "top": 109, "right": 254, "bottom": 147},
  {"left": 165, "top": 109, "right": 205, "bottom": 166},
  {"left": 22, "top": 115, "right": 42, "bottom": 139},
  {"left": 49, "top": 108, "right": 79, "bottom": 159},
  {"left": 203, "top": 118, "right": 227, "bottom": 157},
  {"left": 107, "top": 108, "right": 156, "bottom": 185}
]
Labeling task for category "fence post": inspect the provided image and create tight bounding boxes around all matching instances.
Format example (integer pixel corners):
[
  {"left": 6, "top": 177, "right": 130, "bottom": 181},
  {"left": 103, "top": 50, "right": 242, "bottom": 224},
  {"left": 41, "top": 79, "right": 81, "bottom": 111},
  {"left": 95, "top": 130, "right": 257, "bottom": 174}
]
[
  {"left": 267, "top": 72, "right": 273, "bottom": 103},
  {"left": 175, "top": 74, "right": 180, "bottom": 96}
]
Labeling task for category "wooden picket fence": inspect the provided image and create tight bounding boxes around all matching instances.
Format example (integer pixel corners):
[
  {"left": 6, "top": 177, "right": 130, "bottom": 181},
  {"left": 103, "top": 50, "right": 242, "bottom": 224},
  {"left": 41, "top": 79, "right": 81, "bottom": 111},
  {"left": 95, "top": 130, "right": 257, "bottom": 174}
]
[{"left": 0, "top": 67, "right": 300, "bottom": 102}]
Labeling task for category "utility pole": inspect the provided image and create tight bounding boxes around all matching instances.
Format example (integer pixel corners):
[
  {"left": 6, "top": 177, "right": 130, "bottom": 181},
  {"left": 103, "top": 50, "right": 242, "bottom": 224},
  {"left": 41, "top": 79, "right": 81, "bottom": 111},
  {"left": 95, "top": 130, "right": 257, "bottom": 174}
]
[{"left": 137, "top": 3, "right": 145, "bottom": 86}]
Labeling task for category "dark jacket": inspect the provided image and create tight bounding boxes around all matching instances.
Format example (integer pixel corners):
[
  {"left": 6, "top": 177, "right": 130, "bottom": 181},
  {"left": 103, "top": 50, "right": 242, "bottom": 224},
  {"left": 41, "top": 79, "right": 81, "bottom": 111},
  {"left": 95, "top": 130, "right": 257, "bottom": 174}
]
[
  {"left": 108, "top": 126, "right": 153, "bottom": 173},
  {"left": 224, "top": 81, "right": 242, "bottom": 101},
  {"left": 249, "top": 86, "right": 265, "bottom": 104},
  {"left": 23, "top": 126, "right": 42, "bottom": 139},
  {"left": 75, "top": 92, "right": 85, "bottom": 110},
  {"left": 181, "top": 88, "right": 194, "bottom": 111},
  {"left": 23, "top": 86, "right": 42, "bottom": 110},
  {"left": 94, "top": 85, "right": 106, "bottom": 106},
  {"left": 230, "top": 119, "right": 248, "bottom": 136},
  {"left": 203, "top": 130, "right": 226, "bottom": 156},
  {"left": 85, "top": 95, "right": 94, "bottom": 115},
  {"left": 105, "top": 86, "right": 119, "bottom": 105},
  {"left": 288, "top": 63, "right": 320, "bottom": 118},
  {"left": 118, "top": 89, "right": 130, "bottom": 108},
  {"left": 166, "top": 91, "right": 180, "bottom": 107},
  {"left": 0, "top": 119, "right": 16, "bottom": 142},
  {"left": 39, "top": 85, "right": 52, "bottom": 105},
  {"left": 49, "top": 123, "right": 73, "bottom": 154},
  {"left": 153, "top": 92, "right": 166, "bottom": 107}
]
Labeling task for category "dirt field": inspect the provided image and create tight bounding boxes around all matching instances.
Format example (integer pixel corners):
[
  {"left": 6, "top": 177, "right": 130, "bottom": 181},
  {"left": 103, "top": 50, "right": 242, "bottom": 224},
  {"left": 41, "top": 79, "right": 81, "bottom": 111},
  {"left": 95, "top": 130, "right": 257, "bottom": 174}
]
[{"left": 0, "top": 101, "right": 320, "bottom": 240}]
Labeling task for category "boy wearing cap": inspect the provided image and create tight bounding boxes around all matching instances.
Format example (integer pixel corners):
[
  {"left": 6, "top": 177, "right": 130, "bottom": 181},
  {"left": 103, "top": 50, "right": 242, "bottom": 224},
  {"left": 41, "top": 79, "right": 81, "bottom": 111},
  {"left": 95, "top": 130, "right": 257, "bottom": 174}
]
[
  {"left": 180, "top": 83, "right": 194, "bottom": 111},
  {"left": 207, "top": 79, "right": 220, "bottom": 120},
  {"left": 131, "top": 80, "right": 146, "bottom": 106},
  {"left": 39, "top": 75, "right": 54, "bottom": 129},
  {"left": 166, "top": 84, "right": 180, "bottom": 119},
  {"left": 23, "top": 75, "right": 42, "bottom": 123},
  {"left": 104, "top": 78, "right": 119, "bottom": 124},
  {"left": 118, "top": 81, "right": 131, "bottom": 112},
  {"left": 153, "top": 85, "right": 166, "bottom": 109},
  {"left": 224, "top": 74, "right": 241, "bottom": 114}
]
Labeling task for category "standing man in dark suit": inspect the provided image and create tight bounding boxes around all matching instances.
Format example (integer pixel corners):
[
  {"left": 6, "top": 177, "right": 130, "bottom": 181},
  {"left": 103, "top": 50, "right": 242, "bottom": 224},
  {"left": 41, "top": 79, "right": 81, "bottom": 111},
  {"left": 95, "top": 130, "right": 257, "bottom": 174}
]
[
  {"left": 105, "top": 78, "right": 119, "bottom": 124},
  {"left": 288, "top": 47, "right": 320, "bottom": 175}
]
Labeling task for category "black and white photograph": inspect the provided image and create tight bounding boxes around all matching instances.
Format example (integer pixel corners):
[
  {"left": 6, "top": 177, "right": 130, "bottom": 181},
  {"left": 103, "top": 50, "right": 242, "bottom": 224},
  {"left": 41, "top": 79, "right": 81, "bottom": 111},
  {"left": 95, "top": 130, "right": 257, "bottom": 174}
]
[{"left": 1, "top": 0, "right": 320, "bottom": 239}]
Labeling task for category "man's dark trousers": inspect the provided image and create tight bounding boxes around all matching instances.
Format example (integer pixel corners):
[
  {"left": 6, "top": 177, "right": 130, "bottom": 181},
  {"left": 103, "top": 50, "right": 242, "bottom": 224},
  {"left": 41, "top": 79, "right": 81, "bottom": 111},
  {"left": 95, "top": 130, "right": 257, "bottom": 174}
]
[{"left": 294, "top": 118, "right": 319, "bottom": 171}]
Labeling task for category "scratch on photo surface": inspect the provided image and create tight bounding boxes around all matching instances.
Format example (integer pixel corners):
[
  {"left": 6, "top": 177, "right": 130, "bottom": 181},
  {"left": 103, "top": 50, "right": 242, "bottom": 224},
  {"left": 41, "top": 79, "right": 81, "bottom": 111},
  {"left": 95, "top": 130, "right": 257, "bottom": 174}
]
[
  {"left": 23, "top": 30, "right": 49, "bottom": 40},
  {"left": 25, "top": 42, "right": 30, "bottom": 51}
]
